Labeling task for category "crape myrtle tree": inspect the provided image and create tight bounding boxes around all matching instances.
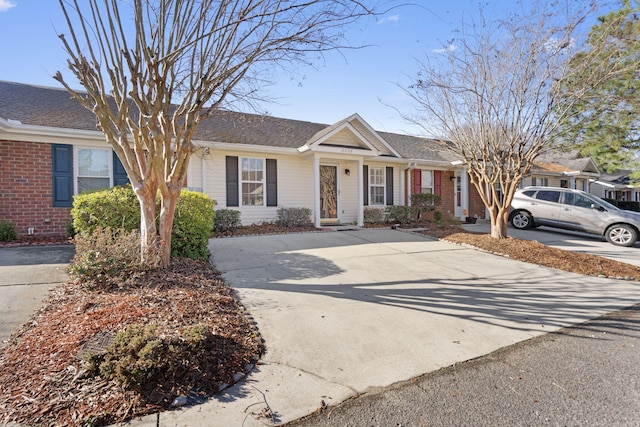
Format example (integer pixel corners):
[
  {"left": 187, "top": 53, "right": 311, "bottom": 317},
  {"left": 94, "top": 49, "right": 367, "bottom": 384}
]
[
  {"left": 558, "top": 0, "right": 640, "bottom": 176},
  {"left": 402, "top": 0, "right": 609, "bottom": 240},
  {"left": 54, "top": 0, "right": 382, "bottom": 267}
]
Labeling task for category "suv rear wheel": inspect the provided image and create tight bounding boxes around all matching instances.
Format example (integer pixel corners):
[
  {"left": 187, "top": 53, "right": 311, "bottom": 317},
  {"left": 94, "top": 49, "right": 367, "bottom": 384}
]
[
  {"left": 510, "top": 211, "right": 533, "bottom": 230},
  {"left": 605, "top": 224, "right": 637, "bottom": 247}
]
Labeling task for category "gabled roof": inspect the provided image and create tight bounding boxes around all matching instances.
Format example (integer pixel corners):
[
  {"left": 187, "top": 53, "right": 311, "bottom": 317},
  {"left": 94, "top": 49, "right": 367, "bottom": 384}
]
[
  {"left": 301, "top": 113, "right": 401, "bottom": 157},
  {"left": 531, "top": 157, "right": 600, "bottom": 176},
  {"left": 0, "top": 80, "right": 457, "bottom": 165}
]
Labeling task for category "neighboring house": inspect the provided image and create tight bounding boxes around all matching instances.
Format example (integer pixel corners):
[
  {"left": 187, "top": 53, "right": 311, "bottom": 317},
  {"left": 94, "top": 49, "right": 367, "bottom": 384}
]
[
  {"left": 0, "top": 81, "right": 484, "bottom": 237},
  {"left": 522, "top": 157, "right": 601, "bottom": 192},
  {"left": 590, "top": 170, "right": 640, "bottom": 202}
]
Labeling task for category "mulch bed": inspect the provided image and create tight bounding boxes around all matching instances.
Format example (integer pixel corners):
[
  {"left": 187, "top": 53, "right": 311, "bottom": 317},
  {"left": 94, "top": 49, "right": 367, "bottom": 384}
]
[{"left": 0, "top": 258, "right": 264, "bottom": 426}]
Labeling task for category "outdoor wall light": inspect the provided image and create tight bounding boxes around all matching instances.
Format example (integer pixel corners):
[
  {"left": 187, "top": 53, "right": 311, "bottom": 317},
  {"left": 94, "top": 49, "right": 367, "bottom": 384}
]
[{"left": 345, "top": 168, "right": 351, "bottom": 176}]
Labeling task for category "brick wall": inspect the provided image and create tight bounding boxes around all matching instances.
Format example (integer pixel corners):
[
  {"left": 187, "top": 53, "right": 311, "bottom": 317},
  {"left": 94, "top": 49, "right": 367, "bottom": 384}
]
[
  {"left": 0, "top": 140, "right": 71, "bottom": 237},
  {"left": 408, "top": 170, "right": 457, "bottom": 221},
  {"left": 467, "top": 180, "right": 486, "bottom": 219}
]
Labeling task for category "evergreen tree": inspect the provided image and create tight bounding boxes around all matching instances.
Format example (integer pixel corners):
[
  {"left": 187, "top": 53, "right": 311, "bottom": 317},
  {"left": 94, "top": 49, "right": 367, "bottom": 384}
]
[{"left": 559, "top": 0, "right": 640, "bottom": 175}]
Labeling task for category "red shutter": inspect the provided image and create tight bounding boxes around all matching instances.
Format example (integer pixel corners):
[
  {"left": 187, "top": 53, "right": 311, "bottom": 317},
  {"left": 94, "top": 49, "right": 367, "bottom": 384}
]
[
  {"left": 413, "top": 169, "right": 422, "bottom": 195},
  {"left": 434, "top": 170, "right": 442, "bottom": 196}
]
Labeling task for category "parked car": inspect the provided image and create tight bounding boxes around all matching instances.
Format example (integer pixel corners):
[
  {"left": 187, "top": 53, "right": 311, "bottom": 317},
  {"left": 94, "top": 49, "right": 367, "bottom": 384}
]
[{"left": 509, "top": 187, "right": 640, "bottom": 247}]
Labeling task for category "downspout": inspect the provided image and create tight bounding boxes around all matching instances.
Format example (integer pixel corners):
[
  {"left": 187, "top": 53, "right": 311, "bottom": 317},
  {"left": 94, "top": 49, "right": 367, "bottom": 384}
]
[
  {"left": 357, "top": 158, "right": 364, "bottom": 226},
  {"left": 313, "top": 155, "right": 321, "bottom": 228}
]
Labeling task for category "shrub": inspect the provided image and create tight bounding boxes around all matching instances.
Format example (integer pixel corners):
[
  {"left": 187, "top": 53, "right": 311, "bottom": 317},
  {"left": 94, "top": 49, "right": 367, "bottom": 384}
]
[
  {"left": 171, "top": 190, "right": 215, "bottom": 261},
  {"left": 69, "top": 227, "right": 147, "bottom": 286},
  {"left": 213, "top": 209, "right": 241, "bottom": 233},
  {"left": 72, "top": 185, "right": 140, "bottom": 235},
  {"left": 384, "top": 205, "right": 413, "bottom": 225},
  {"left": 85, "top": 322, "right": 217, "bottom": 394},
  {"left": 411, "top": 193, "right": 441, "bottom": 221},
  {"left": 95, "top": 324, "right": 163, "bottom": 389},
  {"left": 618, "top": 201, "right": 640, "bottom": 212},
  {"left": 276, "top": 207, "right": 312, "bottom": 227},
  {"left": 433, "top": 210, "right": 444, "bottom": 225},
  {"left": 0, "top": 219, "right": 17, "bottom": 242},
  {"left": 364, "top": 207, "right": 385, "bottom": 224},
  {"left": 72, "top": 185, "right": 215, "bottom": 261}
]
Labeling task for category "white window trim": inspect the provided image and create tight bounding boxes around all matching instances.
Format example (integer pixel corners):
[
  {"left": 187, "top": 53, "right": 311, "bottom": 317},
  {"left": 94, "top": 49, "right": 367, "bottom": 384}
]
[
  {"left": 369, "top": 166, "right": 386, "bottom": 206},
  {"left": 74, "top": 146, "right": 113, "bottom": 195},
  {"left": 240, "top": 157, "right": 266, "bottom": 207},
  {"left": 421, "top": 169, "right": 433, "bottom": 194}
]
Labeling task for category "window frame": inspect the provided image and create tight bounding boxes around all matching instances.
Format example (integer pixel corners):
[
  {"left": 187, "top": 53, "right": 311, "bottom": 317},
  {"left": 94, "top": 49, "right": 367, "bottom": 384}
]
[
  {"left": 369, "top": 166, "right": 386, "bottom": 206},
  {"left": 240, "top": 157, "right": 266, "bottom": 207},
  {"left": 421, "top": 169, "right": 433, "bottom": 194},
  {"left": 74, "top": 146, "right": 113, "bottom": 195}
]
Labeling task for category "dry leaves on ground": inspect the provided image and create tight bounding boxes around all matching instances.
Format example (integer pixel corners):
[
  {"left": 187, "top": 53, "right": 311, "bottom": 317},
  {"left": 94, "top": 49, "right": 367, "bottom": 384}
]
[
  {"left": 417, "top": 225, "right": 640, "bottom": 281},
  {"left": 0, "top": 258, "right": 263, "bottom": 427}
]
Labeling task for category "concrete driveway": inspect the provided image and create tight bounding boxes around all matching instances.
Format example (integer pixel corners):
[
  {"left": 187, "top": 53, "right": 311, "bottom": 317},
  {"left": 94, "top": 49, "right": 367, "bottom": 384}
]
[
  {"left": 462, "top": 222, "right": 640, "bottom": 267},
  {"left": 136, "top": 228, "right": 640, "bottom": 426},
  {"left": 0, "top": 245, "right": 74, "bottom": 347}
]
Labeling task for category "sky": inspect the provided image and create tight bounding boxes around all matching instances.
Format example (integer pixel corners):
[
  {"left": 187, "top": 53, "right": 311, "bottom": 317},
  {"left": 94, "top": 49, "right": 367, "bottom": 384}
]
[{"left": 0, "top": 1, "right": 605, "bottom": 136}]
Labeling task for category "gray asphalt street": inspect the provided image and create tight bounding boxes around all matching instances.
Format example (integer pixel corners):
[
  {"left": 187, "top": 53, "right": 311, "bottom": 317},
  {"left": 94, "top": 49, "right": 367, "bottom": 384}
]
[{"left": 288, "top": 304, "right": 640, "bottom": 427}]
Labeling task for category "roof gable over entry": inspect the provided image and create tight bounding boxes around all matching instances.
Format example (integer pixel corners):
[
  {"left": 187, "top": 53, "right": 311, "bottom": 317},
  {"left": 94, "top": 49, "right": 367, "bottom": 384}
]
[{"left": 298, "top": 113, "right": 400, "bottom": 157}]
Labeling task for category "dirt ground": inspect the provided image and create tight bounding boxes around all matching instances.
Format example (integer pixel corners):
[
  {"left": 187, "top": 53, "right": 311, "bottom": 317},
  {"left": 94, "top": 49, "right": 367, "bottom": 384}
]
[{"left": 1, "top": 222, "right": 638, "bottom": 426}]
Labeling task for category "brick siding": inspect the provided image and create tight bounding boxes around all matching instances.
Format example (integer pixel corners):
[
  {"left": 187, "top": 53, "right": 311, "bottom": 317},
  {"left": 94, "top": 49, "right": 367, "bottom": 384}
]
[{"left": 0, "top": 140, "right": 71, "bottom": 237}]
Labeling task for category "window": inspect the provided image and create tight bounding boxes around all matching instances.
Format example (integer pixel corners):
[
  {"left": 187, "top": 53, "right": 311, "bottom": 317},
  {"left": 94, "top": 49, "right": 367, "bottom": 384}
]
[
  {"left": 532, "top": 177, "right": 548, "bottom": 186},
  {"left": 564, "top": 192, "right": 595, "bottom": 208},
  {"left": 535, "top": 190, "right": 560, "bottom": 203},
  {"left": 421, "top": 170, "right": 433, "bottom": 193},
  {"left": 241, "top": 157, "right": 264, "bottom": 206},
  {"left": 77, "top": 148, "right": 110, "bottom": 193},
  {"left": 369, "top": 166, "right": 385, "bottom": 205}
]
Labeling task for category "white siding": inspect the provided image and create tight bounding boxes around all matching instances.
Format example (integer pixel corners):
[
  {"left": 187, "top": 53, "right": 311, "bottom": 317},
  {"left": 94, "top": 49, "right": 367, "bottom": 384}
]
[{"left": 203, "top": 150, "right": 314, "bottom": 225}]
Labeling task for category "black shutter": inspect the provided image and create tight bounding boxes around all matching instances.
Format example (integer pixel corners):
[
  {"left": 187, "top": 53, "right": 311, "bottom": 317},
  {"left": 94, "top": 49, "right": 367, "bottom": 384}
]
[
  {"left": 52, "top": 144, "right": 73, "bottom": 207},
  {"left": 226, "top": 156, "right": 239, "bottom": 207},
  {"left": 363, "top": 165, "right": 369, "bottom": 206},
  {"left": 266, "top": 158, "right": 278, "bottom": 207},
  {"left": 386, "top": 167, "right": 394, "bottom": 205},
  {"left": 113, "top": 151, "right": 129, "bottom": 186}
]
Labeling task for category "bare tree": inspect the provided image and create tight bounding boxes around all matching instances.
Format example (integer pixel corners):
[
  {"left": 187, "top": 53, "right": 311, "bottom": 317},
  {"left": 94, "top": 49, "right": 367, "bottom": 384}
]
[
  {"left": 54, "top": 0, "right": 381, "bottom": 267},
  {"left": 402, "top": 1, "right": 607, "bottom": 239}
]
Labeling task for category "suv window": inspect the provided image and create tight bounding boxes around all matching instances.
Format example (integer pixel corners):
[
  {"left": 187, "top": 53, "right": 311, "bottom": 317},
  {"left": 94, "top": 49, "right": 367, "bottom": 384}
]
[
  {"left": 564, "top": 192, "right": 594, "bottom": 208},
  {"left": 522, "top": 190, "right": 536, "bottom": 197},
  {"left": 535, "top": 190, "right": 560, "bottom": 203}
]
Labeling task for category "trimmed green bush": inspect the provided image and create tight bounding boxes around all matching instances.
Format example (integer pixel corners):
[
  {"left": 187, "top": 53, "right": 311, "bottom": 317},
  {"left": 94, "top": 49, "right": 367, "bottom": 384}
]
[
  {"left": 364, "top": 207, "right": 385, "bottom": 224},
  {"left": 433, "top": 210, "right": 444, "bottom": 225},
  {"left": 171, "top": 190, "right": 215, "bottom": 261},
  {"left": 72, "top": 185, "right": 140, "bottom": 235},
  {"left": 0, "top": 219, "right": 17, "bottom": 242},
  {"left": 384, "top": 205, "right": 413, "bottom": 225},
  {"left": 276, "top": 207, "right": 312, "bottom": 227},
  {"left": 71, "top": 185, "right": 215, "bottom": 261},
  {"left": 213, "top": 209, "right": 241, "bottom": 233},
  {"left": 411, "top": 193, "right": 441, "bottom": 221}
]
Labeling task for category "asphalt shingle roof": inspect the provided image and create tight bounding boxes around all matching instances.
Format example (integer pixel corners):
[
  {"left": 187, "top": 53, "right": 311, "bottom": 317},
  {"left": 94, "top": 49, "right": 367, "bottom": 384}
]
[{"left": 0, "top": 80, "right": 456, "bottom": 163}]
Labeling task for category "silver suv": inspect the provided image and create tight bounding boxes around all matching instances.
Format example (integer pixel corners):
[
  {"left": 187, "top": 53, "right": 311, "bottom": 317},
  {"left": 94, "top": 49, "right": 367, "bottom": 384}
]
[{"left": 509, "top": 187, "right": 640, "bottom": 247}]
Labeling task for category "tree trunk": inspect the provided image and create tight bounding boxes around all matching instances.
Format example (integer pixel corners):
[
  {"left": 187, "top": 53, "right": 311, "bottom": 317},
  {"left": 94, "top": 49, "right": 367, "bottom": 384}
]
[
  {"left": 158, "top": 191, "right": 180, "bottom": 267},
  {"left": 489, "top": 206, "right": 510, "bottom": 239},
  {"left": 134, "top": 187, "right": 159, "bottom": 266}
]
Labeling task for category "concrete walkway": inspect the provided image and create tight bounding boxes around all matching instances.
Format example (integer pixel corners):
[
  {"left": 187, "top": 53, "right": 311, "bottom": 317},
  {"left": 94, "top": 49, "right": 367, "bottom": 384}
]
[
  {"left": 128, "top": 229, "right": 640, "bottom": 426},
  {"left": 0, "top": 245, "right": 74, "bottom": 347}
]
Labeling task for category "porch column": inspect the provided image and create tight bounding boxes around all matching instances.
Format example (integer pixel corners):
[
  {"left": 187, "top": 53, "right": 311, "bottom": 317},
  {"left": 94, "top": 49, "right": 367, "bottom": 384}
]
[
  {"left": 461, "top": 168, "right": 469, "bottom": 220},
  {"left": 313, "top": 155, "right": 321, "bottom": 228},
  {"left": 357, "top": 158, "right": 364, "bottom": 226}
]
